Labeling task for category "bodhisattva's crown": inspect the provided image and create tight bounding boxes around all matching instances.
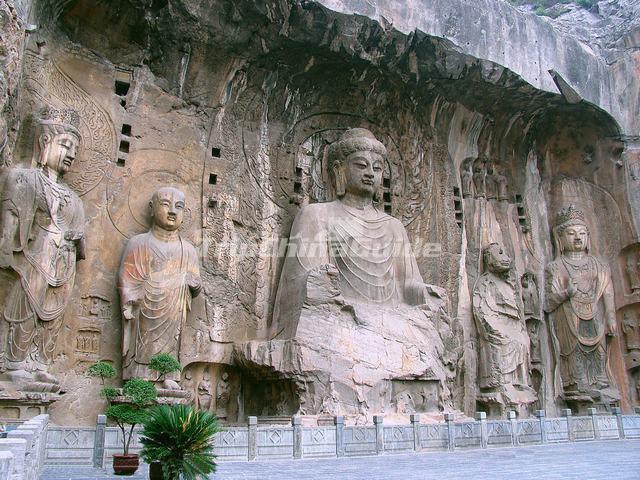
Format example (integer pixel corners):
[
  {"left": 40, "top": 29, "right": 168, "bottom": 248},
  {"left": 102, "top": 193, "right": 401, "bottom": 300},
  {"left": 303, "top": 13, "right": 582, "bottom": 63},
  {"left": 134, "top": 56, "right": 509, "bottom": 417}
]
[
  {"left": 38, "top": 106, "right": 81, "bottom": 135},
  {"left": 555, "top": 204, "right": 586, "bottom": 229}
]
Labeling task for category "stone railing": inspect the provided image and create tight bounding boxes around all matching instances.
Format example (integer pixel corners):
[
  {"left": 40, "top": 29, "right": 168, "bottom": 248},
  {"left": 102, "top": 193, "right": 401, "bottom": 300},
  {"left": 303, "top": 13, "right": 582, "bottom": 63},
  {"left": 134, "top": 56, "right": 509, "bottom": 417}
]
[
  {"left": 0, "top": 414, "right": 49, "bottom": 480},
  {"left": 44, "top": 408, "right": 640, "bottom": 467}
]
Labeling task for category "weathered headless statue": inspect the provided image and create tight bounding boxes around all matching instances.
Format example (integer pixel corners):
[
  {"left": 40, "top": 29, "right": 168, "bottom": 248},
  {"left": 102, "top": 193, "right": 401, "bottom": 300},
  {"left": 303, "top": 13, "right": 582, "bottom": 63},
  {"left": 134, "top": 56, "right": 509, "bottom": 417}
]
[
  {"left": 544, "top": 205, "right": 618, "bottom": 401},
  {"left": 119, "top": 187, "right": 201, "bottom": 382},
  {"left": 0, "top": 107, "right": 85, "bottom": 391},
  {"left": 271, "top": 128, "right": 445, "bottom": 338}
]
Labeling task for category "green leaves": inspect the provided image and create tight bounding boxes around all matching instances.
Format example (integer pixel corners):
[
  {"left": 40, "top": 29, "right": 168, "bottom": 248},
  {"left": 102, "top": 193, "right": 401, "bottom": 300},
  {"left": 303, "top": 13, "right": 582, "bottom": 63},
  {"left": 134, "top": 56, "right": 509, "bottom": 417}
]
[
  {"left": 123, "top": 378, "right": 157, "bottom": 406},
  {"left": 86, "top": 361, "right": 116, "bottom": 384},
  {"left": 149, "top": 353, "right": 182, "bottom": 381},
  {"left": 106, "top": 403, "right": 150, "bottom": 427},
  {"left": 140, "top": 405, "right": 221, "bottom": 480}
]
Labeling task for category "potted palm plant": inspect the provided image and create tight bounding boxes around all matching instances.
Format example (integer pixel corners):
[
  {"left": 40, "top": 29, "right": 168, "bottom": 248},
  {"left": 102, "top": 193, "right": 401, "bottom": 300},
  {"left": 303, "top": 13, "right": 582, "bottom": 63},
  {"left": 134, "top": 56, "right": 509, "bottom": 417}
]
[
  {"left": 106, "top": 378, "right": 157, "bottom": 475},
  {"left": 140, "top": 404, "right": 220, "bottom": 480}
]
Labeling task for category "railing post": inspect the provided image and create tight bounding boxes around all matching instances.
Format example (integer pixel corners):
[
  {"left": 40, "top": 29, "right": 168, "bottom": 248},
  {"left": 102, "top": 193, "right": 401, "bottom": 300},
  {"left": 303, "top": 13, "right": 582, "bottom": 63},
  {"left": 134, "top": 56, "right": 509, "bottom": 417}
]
[
  {"left": 410, "top": 414, "right": 421, "bottom": 452},
  {"left": 508, "top": 411, "right": 517, "bottom": 446},
  {"left": 248, "top": 416, "right": 258, "bottom": 461},
  {"left": 535, "top": 410, "right": 547, "bottom": 444},
  {"left": 612, "top": 407, "right": 625, "bottom": 439},
  {"left": 93, "top": 415, "right": 107, "bottom": 468},
  {"left": 374, "top": 415, "right": 384, "bottom": 454},
  {"left": 476, "top": 412, "right": 487, "bottom": 449},
  {"left": 445, "top": 413, "right": 455, "bottom": 451},
  {"left": 292, "top": 416, "right": 302, "bottom": 459},
  {"left": 588, "top": 408, "right": 600, "bottom": 440},
  {"left": 561, "top": 409, "right": 573, "bottom": 442},
  {"left": 334, "top": 416, "right": 344, "bottom": 457}
]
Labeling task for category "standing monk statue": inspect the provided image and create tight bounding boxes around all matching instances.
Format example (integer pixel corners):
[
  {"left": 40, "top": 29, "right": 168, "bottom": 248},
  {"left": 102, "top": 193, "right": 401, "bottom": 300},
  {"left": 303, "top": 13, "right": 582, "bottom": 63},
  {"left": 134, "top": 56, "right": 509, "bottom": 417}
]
[
  {"left": 544, "top": 205, "right": 618, "bottom": 403},
  {"left": 118, "top": 187, "right": 201, "bottom": 381},
  {"left": 0, "top": 107, "right": 85, "bottom": 391}
]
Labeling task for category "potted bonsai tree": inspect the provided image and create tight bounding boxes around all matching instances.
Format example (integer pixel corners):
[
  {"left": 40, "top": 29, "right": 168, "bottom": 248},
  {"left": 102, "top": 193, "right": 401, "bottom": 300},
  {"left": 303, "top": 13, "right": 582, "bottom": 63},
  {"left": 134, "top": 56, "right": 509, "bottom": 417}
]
[
  {"left": 106, "top": 378, "right": 157, "bottom": 475},
  {"left": 140, "top": 404, "right": 220, "bottom": 480}
]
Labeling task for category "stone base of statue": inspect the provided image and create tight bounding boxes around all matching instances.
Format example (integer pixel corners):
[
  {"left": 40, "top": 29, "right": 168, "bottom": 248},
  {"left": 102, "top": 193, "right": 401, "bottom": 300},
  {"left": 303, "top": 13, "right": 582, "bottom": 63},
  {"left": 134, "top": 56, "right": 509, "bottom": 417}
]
[
  {"left": 235, "top": 265, "right": 458, "bottom": 420},
  {"left": 476, "top": 384, "right": 537, "bottom": 418},
  {"left": 562, "top": 386, "right": 620, "bottom": 414},
  {"left": 0, "top": 374, "right": 62, "bottom": 419}
]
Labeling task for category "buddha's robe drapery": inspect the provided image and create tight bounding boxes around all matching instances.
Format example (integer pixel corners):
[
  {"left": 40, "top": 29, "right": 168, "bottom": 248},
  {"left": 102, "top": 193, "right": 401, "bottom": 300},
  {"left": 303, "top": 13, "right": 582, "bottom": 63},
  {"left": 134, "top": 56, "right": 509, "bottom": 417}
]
[
  {"left": 272, "top": 200, "right": 427, "bottom": 339},
  {"left": 119, "top": 231, "right": 200, "bottom": 379}
]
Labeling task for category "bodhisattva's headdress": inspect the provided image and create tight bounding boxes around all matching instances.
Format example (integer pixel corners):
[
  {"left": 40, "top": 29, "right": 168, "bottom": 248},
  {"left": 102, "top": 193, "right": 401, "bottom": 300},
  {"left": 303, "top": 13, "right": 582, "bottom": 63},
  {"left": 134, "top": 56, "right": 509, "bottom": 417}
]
[
  {"left": 38, "top": 106, "right": 81, "bottom": 139},
  {"left": 553, "top": 204, "right": 590, "bottom": 254},
  {"left": 326, "top": 128, "right": 387, "bottom": 197},
  {"left": 34, "top": 106, "right": 82, "bottom": 167}
]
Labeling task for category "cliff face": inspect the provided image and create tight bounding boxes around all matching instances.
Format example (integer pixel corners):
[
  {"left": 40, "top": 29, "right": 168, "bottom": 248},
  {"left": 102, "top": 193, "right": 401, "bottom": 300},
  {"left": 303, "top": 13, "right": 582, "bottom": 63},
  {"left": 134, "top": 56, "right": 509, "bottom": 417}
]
[{"left": 0, "top": 0, "right": 638, "bottom": 424}]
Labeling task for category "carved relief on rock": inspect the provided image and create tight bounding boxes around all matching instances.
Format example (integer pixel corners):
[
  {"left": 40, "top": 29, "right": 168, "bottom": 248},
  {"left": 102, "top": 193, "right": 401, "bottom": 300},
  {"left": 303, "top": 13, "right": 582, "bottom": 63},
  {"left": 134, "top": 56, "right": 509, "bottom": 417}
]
[
  {"left": 521, "top": 272, "right": 542, "bottom": 365},
  {"left": 0, "top": 107, "right": 86, "bottom": 394},
  {"left": 118, "top": 187, "right": 202, "bottom": 381},
  {"left": 472, "top": 157, "right": 486, "bottom": 199},
  {"left": 621, "top": 245, "right": 640, "bottom": 295},
  {"left": 544, "top": 205, "right": 619, "bottom": 406},
  {"left": 473, "top": 243, "right": 535, "bottom": 414}
]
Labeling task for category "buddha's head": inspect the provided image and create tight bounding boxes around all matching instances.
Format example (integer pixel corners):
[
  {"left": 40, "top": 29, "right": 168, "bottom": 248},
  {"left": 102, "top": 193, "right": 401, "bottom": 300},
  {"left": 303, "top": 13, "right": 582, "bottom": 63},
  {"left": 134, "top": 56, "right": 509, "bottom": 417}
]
[
  {"left": 483, "top": 242, "right": 512, "bottom": 274},
  {"left": 150, "top": 187, "right": 185, "bottom": 232},
  {"left": 553, "top": 205, "right": 590, "bottom": 254},
  {"left": 327, "top": 128, "right": 387, "bottom": 200},
  {"left": 35, "top": 107, "right": 82, "bottom": 176}
]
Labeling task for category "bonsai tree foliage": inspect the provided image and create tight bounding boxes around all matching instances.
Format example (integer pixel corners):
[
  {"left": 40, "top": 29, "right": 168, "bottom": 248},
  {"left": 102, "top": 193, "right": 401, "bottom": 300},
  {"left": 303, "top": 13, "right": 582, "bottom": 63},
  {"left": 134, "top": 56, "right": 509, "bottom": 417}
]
[
  {"left": 106, "top": 378, "right": 157, "bottom": 456},
  {"left": 140, "top": 404, "right": 220, "bottom": 480},
  {"left": 87, "top": 361, "right": 117, "bottom": 385},
  {"left": 148, "top": 353, "right": 182, "bottom": 382}
]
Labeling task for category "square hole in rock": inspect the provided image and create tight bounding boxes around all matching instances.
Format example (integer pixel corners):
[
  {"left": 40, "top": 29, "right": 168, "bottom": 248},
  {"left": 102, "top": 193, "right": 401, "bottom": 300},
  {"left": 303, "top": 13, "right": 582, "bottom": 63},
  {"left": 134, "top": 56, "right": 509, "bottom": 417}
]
[
  {"left": 121, "top": 124, "right": 132, "bottom": 136},
  {"left": 209, "top": 174, "right": 218, "bottom": 185},
  {"left": 119, "top": 140, "right": 130, "bottom": 154},
  {"left": 115, "top": 80, "right": 130, "bottom": 96}
]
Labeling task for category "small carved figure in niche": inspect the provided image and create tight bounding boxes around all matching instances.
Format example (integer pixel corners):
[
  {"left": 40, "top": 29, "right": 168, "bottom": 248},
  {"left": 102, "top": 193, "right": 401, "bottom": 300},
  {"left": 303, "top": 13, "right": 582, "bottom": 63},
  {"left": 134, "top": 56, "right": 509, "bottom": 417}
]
[
  {"left": 119, "top": 187, "right": 202, "bottom": 381},
  {"left": 495, "top": 168, "right": 508, "bottom": 202},
  {"left": 473, "top": 243, "right": 531, "bottom": 391},
  {"left": 544, "top": 205, "right": 618, "bottom": 402},
  {"left": 181, "top": 370, "right": 196, "bottom": 402},
  {"left": 622, "top": 311, "right": 640, "bottom": 351},
  {"left": 472, "top": 157, "right": 486, "bottom": 199},
  {"left": 355, "top": 400, "right": 369, "bottom": 425},
  {"left": 625, "top": 253, "right": 640, "bottom": 294},
  {"left": 0, "top": 107, "right": 85, "bottom": 391},
  {"left": 197, "top": 371, "right": 213, "bottom": 411},
  {"left": 395, "top": 390, "right": 415, "bottom": 414},
  {"left": 485, "top": 162, "right": 498, "bottom": 200},
  {"left": 461, "top": 161, "right": 474, "bottom": 198},
  {"left": 215, "top": 372, "right": 230, "bottom": 419},
  {"left": 522, "top": 272, "right": 542, "bottom": 364},
  {"left": 271, "top": 128, "right": 446, "bottom": 336}
]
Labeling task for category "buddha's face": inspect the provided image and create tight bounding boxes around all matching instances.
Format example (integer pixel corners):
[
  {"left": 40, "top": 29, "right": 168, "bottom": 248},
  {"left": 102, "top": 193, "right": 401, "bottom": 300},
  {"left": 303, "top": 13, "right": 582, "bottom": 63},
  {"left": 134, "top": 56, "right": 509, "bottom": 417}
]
[
  {"left": 485, "top": 244, "right": 511, "bottom": 273},
  {"left": 343, "top": 150, "right": 383, "bottom": 198},
  {"left": 559, "top": 224, "right": 589, "bottom": 253},
  {"left": 150, "top": 188, "right": 185, "bottom": 231},
  {"left": 42, "top": 132, "right": 79, "bottom": 176}
]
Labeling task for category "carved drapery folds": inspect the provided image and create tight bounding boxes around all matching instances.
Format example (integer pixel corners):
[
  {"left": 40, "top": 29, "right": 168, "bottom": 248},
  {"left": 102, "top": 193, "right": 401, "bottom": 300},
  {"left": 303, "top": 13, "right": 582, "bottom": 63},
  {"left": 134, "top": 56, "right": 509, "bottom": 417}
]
[
  {"left": 0, "top": 107, "right": 85, "bottom": 396},
  {"left": 544, "top": 205, "right": 619, "bottom": 407}
]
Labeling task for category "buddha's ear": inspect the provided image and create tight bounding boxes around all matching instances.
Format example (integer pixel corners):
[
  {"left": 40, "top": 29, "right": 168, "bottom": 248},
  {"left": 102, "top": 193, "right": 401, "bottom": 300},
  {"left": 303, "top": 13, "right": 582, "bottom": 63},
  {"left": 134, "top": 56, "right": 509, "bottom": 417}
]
[
  {"left": 373, "top": 185, "right": 382, "bottom": 204},
  {"left": 37, "top": 133, "right": 52, "bottom": 166},
  {"left": 332, "top": 163, "right": 346, "bottom": 197}
]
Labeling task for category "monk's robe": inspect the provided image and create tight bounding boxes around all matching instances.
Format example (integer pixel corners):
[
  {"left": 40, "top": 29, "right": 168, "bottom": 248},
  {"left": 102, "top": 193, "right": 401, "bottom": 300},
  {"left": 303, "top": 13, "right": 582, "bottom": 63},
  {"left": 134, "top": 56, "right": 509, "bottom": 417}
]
[{"left": 119, "top": 231, "right": 200, "bottom": 379}]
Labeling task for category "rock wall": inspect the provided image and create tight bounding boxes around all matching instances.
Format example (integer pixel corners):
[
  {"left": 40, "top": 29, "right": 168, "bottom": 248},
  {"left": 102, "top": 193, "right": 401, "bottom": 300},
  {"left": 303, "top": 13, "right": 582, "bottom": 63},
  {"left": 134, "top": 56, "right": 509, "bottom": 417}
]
[{"left": 0, "top": 0, "right": 638, "bottom": 425}]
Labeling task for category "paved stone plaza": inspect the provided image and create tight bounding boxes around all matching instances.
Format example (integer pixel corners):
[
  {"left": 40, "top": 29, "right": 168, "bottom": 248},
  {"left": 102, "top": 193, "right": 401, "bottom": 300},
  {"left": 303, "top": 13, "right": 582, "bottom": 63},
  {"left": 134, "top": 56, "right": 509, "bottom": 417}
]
[{"left": 41, "top": 439, "right": 640, "bottom": 480}]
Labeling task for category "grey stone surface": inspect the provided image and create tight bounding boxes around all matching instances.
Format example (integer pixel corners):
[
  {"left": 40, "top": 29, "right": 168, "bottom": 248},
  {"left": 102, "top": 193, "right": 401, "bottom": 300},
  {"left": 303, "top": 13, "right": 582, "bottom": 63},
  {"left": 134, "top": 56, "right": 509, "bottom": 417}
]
[{"left": 40, "top": 440, "right": 640, "bottom": 480}]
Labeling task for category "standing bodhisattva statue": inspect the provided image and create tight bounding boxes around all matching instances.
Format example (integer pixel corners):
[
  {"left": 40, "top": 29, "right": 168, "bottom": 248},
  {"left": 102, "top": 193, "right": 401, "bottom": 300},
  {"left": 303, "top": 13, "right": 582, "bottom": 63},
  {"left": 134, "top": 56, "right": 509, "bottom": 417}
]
[
  {"left": 544, "top": 205, "right": 618, "bottom": 402},
  {"left": 0, "top": 107, "right": 85, "bottom": 390},
  {"left": 119, "top": 187, "right": 201, "bottom": 381}
]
